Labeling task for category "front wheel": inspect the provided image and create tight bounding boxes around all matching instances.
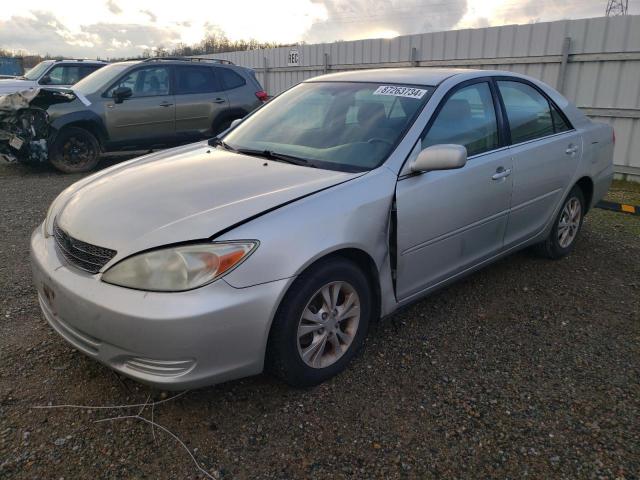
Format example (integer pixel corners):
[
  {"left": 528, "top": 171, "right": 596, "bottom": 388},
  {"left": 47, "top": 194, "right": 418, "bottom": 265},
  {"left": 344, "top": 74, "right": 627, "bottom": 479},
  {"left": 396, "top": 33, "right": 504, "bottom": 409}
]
[
  {"left": 266, "top": 258, "right": 372, "bottom": 387},
  {"left": 49, "top": 127, "right": 100, "bottom": 173},
  {"left": 535, "top": 186, "right": 585, "bottom": 259}
]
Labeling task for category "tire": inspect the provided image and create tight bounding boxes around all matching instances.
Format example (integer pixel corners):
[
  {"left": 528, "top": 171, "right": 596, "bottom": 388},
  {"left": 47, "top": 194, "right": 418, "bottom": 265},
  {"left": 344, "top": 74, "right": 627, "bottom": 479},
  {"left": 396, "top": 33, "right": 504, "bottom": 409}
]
[
  {"left": 50, "top": 127, "right": 100, "bottom": 173},
  {"left": 266, "top": 258, "right": 372, "bottom": 387},
  {"left": 534, "top": 186, "right": 586, "bottom": 259}
]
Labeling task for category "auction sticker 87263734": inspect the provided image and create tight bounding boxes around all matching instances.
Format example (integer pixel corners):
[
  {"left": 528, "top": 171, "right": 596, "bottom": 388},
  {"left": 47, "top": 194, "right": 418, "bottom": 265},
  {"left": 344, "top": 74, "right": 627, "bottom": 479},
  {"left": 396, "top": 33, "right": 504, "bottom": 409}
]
[{"left": 373, "top": 85, "right": 428, "bottom": 99}]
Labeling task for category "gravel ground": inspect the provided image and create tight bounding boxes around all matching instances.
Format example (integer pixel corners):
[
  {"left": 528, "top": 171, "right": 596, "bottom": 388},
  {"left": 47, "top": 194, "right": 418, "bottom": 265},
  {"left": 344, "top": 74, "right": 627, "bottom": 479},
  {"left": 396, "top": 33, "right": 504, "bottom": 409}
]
[{"left": 0, "top": 160, "right": 638, "bottom": 479}]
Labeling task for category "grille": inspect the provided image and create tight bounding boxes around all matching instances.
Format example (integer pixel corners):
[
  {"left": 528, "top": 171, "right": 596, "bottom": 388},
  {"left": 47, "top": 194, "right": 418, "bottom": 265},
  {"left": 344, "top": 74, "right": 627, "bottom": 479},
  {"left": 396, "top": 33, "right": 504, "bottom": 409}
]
[{"left": 53, "top": 222, "right": 116, "bottom": 274}]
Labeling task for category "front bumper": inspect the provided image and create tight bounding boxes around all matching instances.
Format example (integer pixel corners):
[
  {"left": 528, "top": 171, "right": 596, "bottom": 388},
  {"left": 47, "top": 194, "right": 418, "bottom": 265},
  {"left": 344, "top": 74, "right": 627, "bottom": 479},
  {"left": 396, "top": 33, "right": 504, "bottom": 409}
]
[{"left": 30, "top": 226, "right": 290, "bottom": 390}]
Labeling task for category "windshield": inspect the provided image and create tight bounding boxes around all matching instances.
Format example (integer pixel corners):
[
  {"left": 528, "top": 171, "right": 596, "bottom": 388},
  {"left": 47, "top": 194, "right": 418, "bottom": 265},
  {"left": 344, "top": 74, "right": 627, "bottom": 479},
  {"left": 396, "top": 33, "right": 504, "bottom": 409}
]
[
  {"left": 73, "top": 63, "right": 130, "bottom": 96},
  {"left": 23, "top": 61, "right": 54, "bottom": 80},
  {"left": 223, "top": 82, "right": 433, "bottom": 172}
]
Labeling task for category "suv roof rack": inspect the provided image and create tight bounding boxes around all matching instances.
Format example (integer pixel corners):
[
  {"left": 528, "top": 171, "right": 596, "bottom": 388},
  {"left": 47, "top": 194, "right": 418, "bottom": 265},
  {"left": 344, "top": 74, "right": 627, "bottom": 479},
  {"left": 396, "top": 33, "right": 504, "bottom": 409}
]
[
  {"left": 54, "top": 59, "right": 106, "bottom": 63},
  {"left": 141, "top": 56, "right": 234, "bottom": 65}
]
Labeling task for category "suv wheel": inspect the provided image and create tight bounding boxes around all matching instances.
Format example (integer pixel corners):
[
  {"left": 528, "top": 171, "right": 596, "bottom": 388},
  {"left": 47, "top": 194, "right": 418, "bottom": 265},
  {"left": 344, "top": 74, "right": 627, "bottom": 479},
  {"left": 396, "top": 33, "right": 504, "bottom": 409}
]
[{"left": 50, "top": 127, "right": 100, "bottom": 173}]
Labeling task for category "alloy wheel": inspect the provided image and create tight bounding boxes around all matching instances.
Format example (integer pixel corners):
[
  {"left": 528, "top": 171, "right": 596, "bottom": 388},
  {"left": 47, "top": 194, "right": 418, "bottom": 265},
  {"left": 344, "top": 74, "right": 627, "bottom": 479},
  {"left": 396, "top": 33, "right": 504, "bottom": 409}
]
[
  {"left": 558, "top": 197, "right": 582, "bottom": 248},
  {"left": 296, "top": 281, "right": 361, "bottom": 369}
]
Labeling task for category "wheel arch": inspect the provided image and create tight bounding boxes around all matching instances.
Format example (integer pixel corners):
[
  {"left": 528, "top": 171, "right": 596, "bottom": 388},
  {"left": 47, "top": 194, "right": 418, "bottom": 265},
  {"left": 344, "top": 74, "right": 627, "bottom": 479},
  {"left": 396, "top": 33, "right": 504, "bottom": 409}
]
[
  {"left": 575, "top": 176, "right": 594, "bottom": 212},
  {"left": 211, "top": 108, "right": 249, "bottom": 135},
  {"left": 50, "top": 112, "right": 108, "bottom": 149},
  {"left": 288, "top": 247, "right": 383, "bottom": 324}
]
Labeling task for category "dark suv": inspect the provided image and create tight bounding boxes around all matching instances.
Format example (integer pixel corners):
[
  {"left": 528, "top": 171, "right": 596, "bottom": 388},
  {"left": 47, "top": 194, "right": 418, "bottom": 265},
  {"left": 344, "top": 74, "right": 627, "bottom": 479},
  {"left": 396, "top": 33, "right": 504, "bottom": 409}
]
[{"left": 44, "top": 57, "right": 267, "bottom": 172}]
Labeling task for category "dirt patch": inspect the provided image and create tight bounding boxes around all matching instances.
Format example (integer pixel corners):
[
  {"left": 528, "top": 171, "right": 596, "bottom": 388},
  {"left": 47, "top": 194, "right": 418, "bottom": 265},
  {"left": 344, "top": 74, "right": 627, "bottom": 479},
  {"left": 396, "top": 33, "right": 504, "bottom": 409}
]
[{"left": 1, "top": 163, "right": 638, "bottom": 479}]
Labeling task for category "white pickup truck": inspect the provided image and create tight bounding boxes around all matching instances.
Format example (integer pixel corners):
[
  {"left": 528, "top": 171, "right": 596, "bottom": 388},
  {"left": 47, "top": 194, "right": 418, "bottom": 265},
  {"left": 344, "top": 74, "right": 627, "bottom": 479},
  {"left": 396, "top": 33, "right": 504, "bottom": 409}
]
[{"left": 0, "top": 59, "right": 106, "bottom": 95}]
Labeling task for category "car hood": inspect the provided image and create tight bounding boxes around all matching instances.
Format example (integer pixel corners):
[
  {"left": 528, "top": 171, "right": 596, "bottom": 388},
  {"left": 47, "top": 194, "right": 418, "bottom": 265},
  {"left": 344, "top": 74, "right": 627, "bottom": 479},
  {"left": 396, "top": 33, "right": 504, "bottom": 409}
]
[
  {"left": 0, "top": 79, "right": 35, "bottom": 94},
  {"left": 56, "top": 143, "right": 362, "bottom": 261}
]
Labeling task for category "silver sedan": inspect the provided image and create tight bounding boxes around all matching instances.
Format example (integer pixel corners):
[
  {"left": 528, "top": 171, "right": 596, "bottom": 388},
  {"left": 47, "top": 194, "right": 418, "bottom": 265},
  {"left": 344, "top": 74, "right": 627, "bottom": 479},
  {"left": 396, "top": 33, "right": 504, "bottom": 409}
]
[{"left": 31, "top": 68, "right": 614, "bottom": 388}]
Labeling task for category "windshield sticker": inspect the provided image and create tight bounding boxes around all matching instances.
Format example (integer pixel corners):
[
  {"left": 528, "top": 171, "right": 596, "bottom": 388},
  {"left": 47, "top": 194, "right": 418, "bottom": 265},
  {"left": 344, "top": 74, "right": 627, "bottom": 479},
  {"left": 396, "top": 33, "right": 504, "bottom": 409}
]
[{"left": 373, "top": 85, "right": 427, "bottom": 99}]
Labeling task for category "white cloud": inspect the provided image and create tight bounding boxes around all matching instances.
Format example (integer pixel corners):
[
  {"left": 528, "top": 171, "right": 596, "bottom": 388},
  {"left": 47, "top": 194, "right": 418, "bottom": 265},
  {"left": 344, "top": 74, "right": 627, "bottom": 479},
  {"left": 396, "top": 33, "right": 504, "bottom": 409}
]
[
  {"left": 0, "top": 0, "right": 637, "bottom": 57},
  {"left": 105, "top": 0, "right": 122, "bottom": 15},
  {"left": 305, "top": 0, "right": 468, "bottom": 42}
]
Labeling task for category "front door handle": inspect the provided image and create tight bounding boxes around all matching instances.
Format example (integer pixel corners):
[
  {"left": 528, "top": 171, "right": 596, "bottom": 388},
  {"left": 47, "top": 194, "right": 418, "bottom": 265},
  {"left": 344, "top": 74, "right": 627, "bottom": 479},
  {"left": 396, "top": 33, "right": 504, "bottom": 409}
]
[
  {"left": 159, "top": 102, "right": 173, "bottom": 107},
  {"left": 492, "top": 167, "right": 512, "bottom": 180},
  {"left": 212, "top": 98, "right": 225, "bottom": 104},
  {"left": 565, "top": 144, "right": 579, "bottom": 155}
]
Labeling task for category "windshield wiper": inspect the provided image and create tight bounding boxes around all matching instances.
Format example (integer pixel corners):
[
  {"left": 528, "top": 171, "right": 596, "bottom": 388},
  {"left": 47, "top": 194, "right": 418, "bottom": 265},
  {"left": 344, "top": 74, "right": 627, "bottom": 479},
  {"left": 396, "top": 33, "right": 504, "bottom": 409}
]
[
  {"left": 208, "top": 137, "right": 236, "bottom": 152},
  {"left": 235, "top": 148, "right": 313, "bottom": 167}
]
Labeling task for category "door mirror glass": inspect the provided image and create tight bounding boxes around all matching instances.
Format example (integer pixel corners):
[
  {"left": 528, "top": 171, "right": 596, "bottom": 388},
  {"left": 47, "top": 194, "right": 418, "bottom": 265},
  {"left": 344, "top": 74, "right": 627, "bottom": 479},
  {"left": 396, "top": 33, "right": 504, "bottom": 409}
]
[
  {"left": 411, "top": 144, "right": 467, "bottom": 172},
  {"left": 113, "top": 86, "right": 133, "bottom": 104},
  {"left": 39, "top": 75, "right": 51, "bottom": 85}
]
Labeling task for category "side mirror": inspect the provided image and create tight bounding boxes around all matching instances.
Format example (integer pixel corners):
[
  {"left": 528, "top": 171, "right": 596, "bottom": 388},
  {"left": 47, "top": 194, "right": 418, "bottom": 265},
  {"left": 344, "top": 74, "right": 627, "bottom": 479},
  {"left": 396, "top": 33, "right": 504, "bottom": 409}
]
[
  {"left": 230, "top": 118, "right": 242, "bottom": 129},
  {"left": 411, "top": 144, "right": 467, "bottom": 173},
  {"left": 39, "top": 75, "right": 51, "bottom": 85},
  {"left": 113, "top": 86, "right": 133, "bottom": 104}
]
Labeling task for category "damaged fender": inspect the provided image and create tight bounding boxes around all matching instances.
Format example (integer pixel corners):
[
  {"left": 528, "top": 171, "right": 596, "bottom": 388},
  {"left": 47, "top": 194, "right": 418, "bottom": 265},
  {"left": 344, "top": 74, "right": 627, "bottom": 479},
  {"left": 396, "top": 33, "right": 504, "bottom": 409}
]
[{"left": 0, "top": 88, "right": 76, "bottom": 164}]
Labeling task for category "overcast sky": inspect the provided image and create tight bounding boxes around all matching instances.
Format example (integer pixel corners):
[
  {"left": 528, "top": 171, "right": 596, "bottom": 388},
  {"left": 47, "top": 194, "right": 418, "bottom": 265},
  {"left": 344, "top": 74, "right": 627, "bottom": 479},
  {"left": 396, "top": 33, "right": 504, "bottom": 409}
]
[{"left": 0, "top": 0, "right": 637, "bottom": 58}]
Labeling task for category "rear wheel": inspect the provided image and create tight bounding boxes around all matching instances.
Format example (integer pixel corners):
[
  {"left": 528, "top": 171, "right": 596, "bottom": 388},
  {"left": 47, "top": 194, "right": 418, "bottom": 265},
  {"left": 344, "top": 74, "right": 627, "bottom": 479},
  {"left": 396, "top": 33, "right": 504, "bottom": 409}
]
[
  {"left": 50, "top": 127, "right": 100, "bottom": 173},
  {"left": 266, "top": 258, "right": 372, "bottom": 387},
  {"left": 535, "top": 186, "right": 585, "bottom": 259}
]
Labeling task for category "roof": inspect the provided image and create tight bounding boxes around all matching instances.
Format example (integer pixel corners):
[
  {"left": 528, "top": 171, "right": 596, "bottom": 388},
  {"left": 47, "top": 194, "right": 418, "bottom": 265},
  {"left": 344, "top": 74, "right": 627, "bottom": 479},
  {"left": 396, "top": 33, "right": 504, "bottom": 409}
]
[
  {"left": 54, "top": 59, "right": 107, "bottom": 64},
  {"left": 305, "top": 67, "right": 480, "bottom": 86},
  {"left": 142, "top": 56, "right": 234, "bottom": 65}
]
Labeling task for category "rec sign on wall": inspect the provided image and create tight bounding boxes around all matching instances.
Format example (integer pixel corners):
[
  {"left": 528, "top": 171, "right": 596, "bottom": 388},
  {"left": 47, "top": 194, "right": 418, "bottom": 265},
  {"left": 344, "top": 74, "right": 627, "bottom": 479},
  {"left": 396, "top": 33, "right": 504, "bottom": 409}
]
[{"left": 287, "top": 48, "right": 300, "bottom": 66}]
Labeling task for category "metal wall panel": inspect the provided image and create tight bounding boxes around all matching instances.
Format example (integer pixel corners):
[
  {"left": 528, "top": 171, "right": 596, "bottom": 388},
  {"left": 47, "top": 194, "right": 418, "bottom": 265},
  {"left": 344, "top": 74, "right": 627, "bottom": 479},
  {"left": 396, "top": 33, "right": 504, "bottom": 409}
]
[{"left": 205, "top": 15, "right": 640, "bottom": 179}]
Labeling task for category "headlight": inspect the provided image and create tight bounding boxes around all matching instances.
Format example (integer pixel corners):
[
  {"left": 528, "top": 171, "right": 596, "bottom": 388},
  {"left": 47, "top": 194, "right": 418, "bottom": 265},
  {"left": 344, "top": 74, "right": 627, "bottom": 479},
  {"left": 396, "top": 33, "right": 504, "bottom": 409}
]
[{"left": 102, "top": 242, "right": 258, "bottom": 292}]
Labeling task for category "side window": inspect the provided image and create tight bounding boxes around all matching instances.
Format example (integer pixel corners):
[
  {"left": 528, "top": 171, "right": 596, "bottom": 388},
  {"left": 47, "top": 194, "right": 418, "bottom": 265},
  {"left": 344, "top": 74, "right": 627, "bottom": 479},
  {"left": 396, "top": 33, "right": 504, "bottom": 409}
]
[
  {"left": 422, "top": 82, "right": 499, "bottom": 157},
  {"left": 44, "top": 65, "right": 82, "bottom": 85},
  {"left": 551, "top": 104, "right": 571, "bottom": 133},
  {"left": 219, "top": 69, "right": 246, "bottom": 90},
  {"left": 497, "top": 81, "right": 554, "bottom": 143},
  {"left": 176, "top": 66, "right": 221, "bottom": 94},
  {"left": 80, "top": 66, "right": 102, "bottom": 80},
  {"left": 107, "top": 67, "right": 170, "bottom": 98}
]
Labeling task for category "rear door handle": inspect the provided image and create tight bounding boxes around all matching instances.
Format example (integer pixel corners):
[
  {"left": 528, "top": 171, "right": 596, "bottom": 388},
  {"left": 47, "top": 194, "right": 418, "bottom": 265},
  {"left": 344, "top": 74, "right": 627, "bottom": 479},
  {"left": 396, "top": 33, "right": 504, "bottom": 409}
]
[
  {"left": 565, "top": 144, "right": 579, "bottom": 155},
  {"left": 159, "top": 102, "right": 173, "bottom": 107},
  {"left": 212, "top": 98, "right": 225, "bottom": 104},
  {"left": 492, "top": 167, "right": 512, "bottom": 180}
]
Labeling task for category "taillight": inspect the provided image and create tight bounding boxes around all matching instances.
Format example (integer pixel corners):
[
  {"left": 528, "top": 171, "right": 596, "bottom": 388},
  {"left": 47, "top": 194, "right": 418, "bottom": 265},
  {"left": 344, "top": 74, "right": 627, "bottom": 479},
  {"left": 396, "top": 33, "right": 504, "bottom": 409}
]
[{"left": 255, "top": 90, "right": 268, "bottom": 102}]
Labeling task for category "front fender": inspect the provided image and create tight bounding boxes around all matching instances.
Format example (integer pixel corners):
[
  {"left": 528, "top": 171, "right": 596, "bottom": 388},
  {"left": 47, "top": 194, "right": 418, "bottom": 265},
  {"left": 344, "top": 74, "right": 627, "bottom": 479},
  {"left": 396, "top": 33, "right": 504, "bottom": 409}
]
[
  {"left": 49, "top": 110, "right": 109, "bottom": 144},
  {"left": 217, "top": 166, "right": 399, "bottom": 315}
]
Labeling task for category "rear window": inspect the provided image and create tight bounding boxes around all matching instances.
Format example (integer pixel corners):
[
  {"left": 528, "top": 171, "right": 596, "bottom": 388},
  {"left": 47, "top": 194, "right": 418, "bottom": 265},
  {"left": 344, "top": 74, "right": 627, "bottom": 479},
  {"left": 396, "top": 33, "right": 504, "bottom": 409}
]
[
  {"left": 219, "top": 69, "right": 246, "bottom": 90},
  {"left": 497, "top": 80, "right": 554, "bottom": 144}
]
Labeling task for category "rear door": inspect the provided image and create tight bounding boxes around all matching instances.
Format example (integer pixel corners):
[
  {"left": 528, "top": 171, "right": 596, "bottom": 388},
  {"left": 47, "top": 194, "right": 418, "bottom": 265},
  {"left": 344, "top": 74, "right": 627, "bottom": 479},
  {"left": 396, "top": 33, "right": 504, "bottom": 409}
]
[
  {"left": 495, "top": 79, "right": 582, "bottom": 248},
  {"left": 174, "top": 65, "right": 228, "bottom": 139},
  {"left": 103, "top": 65, "right": 176, "bottom": 146},
  {"left": 395, "top": 80, "right": 513, "bottom": 300}
]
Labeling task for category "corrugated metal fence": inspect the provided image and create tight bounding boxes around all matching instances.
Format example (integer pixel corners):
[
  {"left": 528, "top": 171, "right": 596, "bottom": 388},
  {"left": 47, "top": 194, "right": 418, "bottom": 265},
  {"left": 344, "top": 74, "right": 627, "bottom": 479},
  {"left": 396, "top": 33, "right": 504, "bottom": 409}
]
[{"left": 205, "top": 15, "right": 640, "bottom": 180}]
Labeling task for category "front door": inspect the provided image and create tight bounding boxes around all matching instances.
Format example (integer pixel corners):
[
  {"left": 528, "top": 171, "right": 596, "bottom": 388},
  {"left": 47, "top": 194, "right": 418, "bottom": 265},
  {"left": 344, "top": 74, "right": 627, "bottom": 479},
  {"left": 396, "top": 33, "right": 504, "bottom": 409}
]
[
  {"left": 104, "top": 65, "right": 175, "bottom": 146},
  {"left": 395, "top": 80, "right": 513, "bottom": 300}
]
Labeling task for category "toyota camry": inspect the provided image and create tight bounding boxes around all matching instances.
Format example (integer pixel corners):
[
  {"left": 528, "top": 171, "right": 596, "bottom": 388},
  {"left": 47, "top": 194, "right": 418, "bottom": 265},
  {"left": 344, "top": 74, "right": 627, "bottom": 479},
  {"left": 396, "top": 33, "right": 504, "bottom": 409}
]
[{"left": 31, "top": 68, "right": 614, "bottom": 388}]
